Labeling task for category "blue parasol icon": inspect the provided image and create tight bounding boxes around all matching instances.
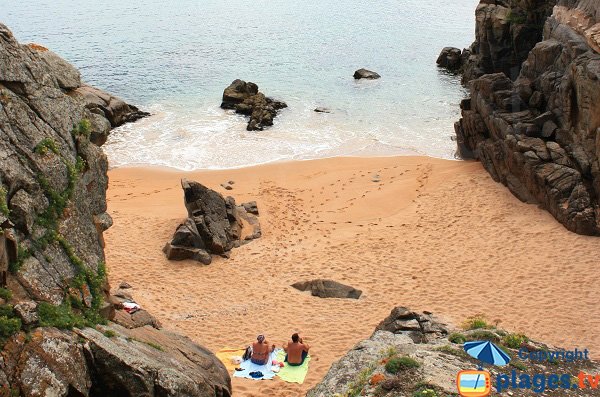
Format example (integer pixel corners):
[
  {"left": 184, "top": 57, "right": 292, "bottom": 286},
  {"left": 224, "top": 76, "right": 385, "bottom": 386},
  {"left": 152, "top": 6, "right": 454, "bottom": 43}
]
[{"left": 464, "top": 340, "right": 511, "bottom": 367}]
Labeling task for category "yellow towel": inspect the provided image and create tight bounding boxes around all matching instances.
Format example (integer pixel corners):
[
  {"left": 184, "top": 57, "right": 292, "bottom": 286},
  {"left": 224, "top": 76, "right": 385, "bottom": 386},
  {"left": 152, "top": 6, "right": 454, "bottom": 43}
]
[{"left": 216, "top": 347, "right": 247, "bottom": 372}]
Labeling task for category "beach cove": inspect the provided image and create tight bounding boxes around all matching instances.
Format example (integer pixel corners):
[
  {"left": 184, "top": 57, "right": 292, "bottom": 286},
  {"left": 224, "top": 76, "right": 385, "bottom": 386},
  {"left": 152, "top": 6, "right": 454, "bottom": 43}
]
[{"left": 105, "top": 156, "right": 600, "bottom": 396}]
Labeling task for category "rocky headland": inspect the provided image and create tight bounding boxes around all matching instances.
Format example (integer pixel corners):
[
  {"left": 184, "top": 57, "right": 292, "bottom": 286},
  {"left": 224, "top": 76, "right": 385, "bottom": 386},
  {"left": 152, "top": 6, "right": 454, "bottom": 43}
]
[
  {"left": 442, "top": 0, "right": 600, "bottom": 235},
  {"left": 308, "top": 307, "right": 600, "bottom": 397},
  {"left": 0, "top": 23, "right": 230, "bottom": 396}
]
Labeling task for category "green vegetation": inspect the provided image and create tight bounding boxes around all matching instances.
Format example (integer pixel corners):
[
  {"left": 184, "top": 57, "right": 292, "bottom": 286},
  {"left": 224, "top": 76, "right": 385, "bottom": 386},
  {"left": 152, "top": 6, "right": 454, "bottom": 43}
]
[
  {"left": 34, "top": 138, "right": 59, "bottom": 156},
  {"left": 502, "top": 333, "right": 528, "bottom": 349},
  {"left": 346, "top": 363, "right": 377, "bottom": 397},
  {"left": 103, "top": 329, "right": 117, "bottom": 338},
  {"left": 38, "top": 301, "right": 87, "bottom": 329},
  {"left": 448, "top": 332, "right": 466, "bottom": 344},
  {"left": 0, "top": 185, "right": 9, "bottom": 217},
  {"left": 413, "top": 388, "right": 437, "bottom": 397},
  {"left": 20, "top": 119, "right": 107, "bottom": 329},
  {"left": 510, "top": 360, "right": 527, "bottom": 371},
  {"left": 507, "top": 9, "right": 527, "bottom": 25},
  {"left": 382, "top": 346, "right": 398, "bottom": 358},
  {"left": 462, "top": 314, "right": 492, "bottom": 330},
  {"left": 467, "top": 330, "right": 499, "bottom": 343},
  {"left": 433, "top": 345, "right": 469, "bottom": 359},
  {"left": 145, "top": 341, "right": 164, "bottom": 351},
  {"left": 72, "top": 119, "right": 92, "bottom": 138},
  {"left": 385, "top": 356, "right": 420, "bottom": 374},
  {"left": 0, "top": 288, "right": 12, "bottom": 301},
  {"left": 0, "top": 307, "right": 21, "bottom": 344},
  {"left": 8, "top": 244, "right": 31, "bottom": 274},
  {"left": 0, "top": 304, "right": 15, "bottom": 318}
]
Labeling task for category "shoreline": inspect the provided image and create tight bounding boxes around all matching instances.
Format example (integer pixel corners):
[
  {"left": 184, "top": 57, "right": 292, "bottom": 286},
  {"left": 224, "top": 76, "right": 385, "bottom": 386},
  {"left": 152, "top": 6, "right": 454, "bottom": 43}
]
[{"left": 104, "top": 155, "right": 600, "bottom": 396}]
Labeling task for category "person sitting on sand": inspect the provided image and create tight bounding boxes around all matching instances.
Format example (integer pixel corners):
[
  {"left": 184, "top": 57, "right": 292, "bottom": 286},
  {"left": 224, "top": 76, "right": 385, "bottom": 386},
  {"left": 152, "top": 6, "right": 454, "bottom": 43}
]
[
  {"left": 284, "top": 333, "right": 310, "bottom": 366},
  {"left": 251, "top": 334, "right": 274, "bottom": 365}
]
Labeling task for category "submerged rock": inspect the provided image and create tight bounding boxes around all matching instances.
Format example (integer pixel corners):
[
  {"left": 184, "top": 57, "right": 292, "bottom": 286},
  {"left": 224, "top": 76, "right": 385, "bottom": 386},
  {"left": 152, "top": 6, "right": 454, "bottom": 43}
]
[
  {"left": 164, "top": 179, "right": 261, "bottom": 264},
  {"left": 220, "top": 79, "right": 287, "bottom": 131},
  {"left": 353, "top": 68, "right": 381, "bottom": 80},
  {"left": 291, "top": 279, "right": 362, "bottom": 299}
]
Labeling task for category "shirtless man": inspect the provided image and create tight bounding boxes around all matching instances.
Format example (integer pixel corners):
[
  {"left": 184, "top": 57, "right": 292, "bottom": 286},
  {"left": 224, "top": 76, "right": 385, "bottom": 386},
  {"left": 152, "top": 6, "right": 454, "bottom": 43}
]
[
  {"left": 251, "top": 334, "right": 274, "bottom": 365},
  {"left": 284, "top": 333, "right": 310, "bottom": 366}
]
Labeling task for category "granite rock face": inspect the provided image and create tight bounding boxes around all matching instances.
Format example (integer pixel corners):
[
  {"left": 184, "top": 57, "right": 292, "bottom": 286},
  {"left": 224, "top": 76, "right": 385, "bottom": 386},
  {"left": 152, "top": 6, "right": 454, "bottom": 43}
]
[
  {"left": 455, "top": 1, "right": 600, "bottom": 235},
  {"left": 0, "top": 23, "right": 231, "bottom": 396},
  {"left": 460, "top": 0, "right": 556, "bottom": 82},
  {"left": 163, "top": 179, "right": 261, "bottom": 264}
]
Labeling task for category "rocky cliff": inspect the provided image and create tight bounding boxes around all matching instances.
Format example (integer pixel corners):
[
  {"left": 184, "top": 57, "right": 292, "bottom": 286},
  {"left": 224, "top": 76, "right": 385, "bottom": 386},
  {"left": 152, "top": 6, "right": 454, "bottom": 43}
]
[
  {"left": 454, "top": 0, "right": 600, "bottom": 235},
  {"left": 0, "top": 23, "right": 230, "bottom": 396}
]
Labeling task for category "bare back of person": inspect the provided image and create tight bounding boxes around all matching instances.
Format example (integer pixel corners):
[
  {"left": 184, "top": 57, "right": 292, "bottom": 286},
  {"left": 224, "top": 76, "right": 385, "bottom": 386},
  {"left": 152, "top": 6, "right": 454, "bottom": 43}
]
[
  {"left": 251, "top": 341, "right": 270, "bottom": 364},
  {"left": 286, "top": 341, "right": 309, "bottom": 364}
]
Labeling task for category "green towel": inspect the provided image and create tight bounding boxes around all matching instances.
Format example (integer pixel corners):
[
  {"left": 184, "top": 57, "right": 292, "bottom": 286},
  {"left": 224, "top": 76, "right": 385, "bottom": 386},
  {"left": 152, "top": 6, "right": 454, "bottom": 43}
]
[{"left": 275, "top": 350, "right": 311, "bottom": 384}]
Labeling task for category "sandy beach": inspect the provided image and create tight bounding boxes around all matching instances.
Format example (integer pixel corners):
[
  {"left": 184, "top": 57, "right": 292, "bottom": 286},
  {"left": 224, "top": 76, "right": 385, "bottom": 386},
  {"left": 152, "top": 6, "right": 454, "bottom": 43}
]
[{"left": 104, "top": 156, "right": 600, "bottom": 396}]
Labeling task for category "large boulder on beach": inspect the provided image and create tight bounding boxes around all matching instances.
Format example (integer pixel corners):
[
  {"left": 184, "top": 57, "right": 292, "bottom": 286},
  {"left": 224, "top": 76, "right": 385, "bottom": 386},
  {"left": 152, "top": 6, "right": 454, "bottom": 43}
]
[
  {"left": 353, "top": 68, "right": 381, "bottom": 80},
  {"left": 163, "top": 179, "right": 261, "bottom": 264},
  {"left": 291, "top": 279, "right": 362, "bottom": 299},
  {"left": 220, "top": 79, "right": 287, "bottom": 131}
]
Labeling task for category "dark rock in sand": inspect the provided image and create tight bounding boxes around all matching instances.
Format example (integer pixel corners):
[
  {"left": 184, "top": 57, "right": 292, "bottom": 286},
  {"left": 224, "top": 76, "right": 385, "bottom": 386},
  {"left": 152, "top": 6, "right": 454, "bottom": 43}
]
[
  {"left": 221, "top": 79, "right": 287, "bottom": 131},
  {"left": 314, "top": 107, "right": 332, "bottom": 113},
  {"left": 163, "top": 243, "right": 212, "bottom": 265},
  {"left": 292, "top": 280, "right": 362, "bottom": 299},
  {"left": 353, "top": 68, "right": 381, "bottom": 80},
  {"left": 164, "top": 179, "right": 261, "bottom": 264}
]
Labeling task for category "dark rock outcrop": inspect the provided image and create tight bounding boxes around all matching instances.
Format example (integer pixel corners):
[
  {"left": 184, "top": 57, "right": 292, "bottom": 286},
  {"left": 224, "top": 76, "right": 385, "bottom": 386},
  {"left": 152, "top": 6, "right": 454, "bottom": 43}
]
[
  {"left": 459, "top": 0, "right": 556, "bottom": 82},
  {"left": 308, "top": 307, "right": 600, "bottom": 397},
  {"left": 454, "top": 1, "right": 600, "bottom": 235},
  {"left": 436, "top": 47, "right": 464, "bottom": 71},
  {"left": 291, "top": 280, "right": 362, "bottom": 299},
  {"left": 353, "top": 68, "right": 381, "bottom": 80},
  {"left": 163, "top": 179, "right": 261, "bottom": 264},
  {"left": 0, "top": 23, "right": 231, "bottom": 396},
  {"left": 71, "top": 84, "right": 150, "bottom": 145},
  {"left": 374, "top": 306, "right": 449, "bottom": 343},
  {"left": 220, "top": 79, "right": 287, "bottom": 131}
]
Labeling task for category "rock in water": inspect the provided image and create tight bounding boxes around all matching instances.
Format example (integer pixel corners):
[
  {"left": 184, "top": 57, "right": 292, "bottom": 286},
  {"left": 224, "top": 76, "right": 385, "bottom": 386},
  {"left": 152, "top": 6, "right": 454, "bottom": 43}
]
[
  {"left": 220, "top": 79, "right": 287, "bottom": 131},
  {"left": 454, "top": 1, "right": 600, "bottom": 235},
  {"left": 164, "top": 179, "right": 261, "bottom": 264},
  {"left": 291, "top": 279, "right": 362, "bottom": 299},
  {"left": 0, "top": 23, "right": 231, "bottom": 396},
  {"left": 353, "top": 68, "right": 381, "bottom": 79},
  {"left": 436, "top": 47, "right": 464, "bottom": 71}
]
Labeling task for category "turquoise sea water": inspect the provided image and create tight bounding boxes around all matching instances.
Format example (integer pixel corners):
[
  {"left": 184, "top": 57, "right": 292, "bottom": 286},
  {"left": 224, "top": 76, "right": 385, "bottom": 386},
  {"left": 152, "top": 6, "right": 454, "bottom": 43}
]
[{"left": 1, "top": 0, "right": 478, "bottom": 170}]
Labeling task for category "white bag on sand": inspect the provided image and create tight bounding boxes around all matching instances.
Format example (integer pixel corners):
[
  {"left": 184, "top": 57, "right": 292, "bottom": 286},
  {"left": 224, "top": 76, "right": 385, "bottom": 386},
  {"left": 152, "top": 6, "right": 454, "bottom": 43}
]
[{"left": 230, "top": 356, "right": 242, "bottom": 365}]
